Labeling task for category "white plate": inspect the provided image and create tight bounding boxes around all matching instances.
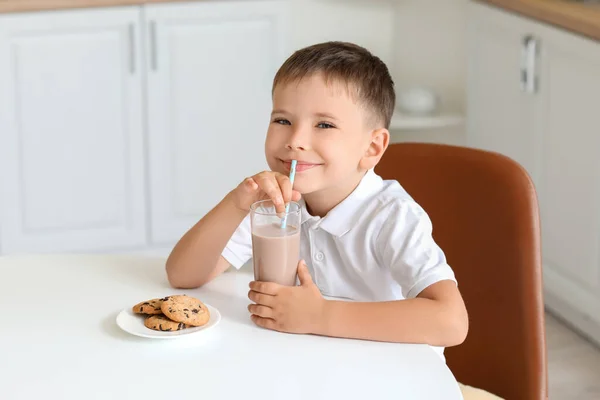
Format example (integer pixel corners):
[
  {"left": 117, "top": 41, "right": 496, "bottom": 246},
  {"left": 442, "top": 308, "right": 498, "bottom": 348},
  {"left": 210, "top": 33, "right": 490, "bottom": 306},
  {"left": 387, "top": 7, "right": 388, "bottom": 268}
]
[{"left": 116, "top": 303, "right": 221, "bottom": 339}]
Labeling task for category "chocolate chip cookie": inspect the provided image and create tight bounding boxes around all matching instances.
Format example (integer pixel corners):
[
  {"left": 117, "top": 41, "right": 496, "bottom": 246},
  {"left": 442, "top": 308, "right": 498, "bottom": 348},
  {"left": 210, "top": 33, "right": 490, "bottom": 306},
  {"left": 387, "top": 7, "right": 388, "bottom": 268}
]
[
  {"left": 160, "top": 295, "right": 210, "bottom": 327},
  {"left": 132, "top": 297, "right": 170, "bottom": 315},
  {"left": 144, "top": 314, "right": 189, "bottom": 332}
]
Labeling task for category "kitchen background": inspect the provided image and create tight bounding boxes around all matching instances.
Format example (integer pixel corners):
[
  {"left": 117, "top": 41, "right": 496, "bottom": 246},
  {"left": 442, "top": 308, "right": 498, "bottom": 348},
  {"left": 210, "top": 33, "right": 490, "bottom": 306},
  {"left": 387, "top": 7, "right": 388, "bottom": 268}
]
[{"left": 0, "top": 0, "right": 599, "bottom": 398}]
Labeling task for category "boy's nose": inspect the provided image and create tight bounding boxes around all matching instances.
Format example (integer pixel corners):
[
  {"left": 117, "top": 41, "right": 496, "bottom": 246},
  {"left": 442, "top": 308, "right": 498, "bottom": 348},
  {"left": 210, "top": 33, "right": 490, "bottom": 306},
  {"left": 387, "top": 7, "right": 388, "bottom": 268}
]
[
  {"left": 286, "top": 128, "right": 310, "bottom": 151},
  {"left": 286, "top": 142, "right": 307, "bottom": 151}
]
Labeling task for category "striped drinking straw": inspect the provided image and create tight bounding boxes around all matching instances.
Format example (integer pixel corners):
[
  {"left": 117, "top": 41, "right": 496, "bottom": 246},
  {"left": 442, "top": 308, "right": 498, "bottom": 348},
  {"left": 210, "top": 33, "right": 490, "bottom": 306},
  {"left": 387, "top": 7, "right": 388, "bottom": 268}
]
[{"left": 280, "top": 159, "right": 297, "bottom": 229}]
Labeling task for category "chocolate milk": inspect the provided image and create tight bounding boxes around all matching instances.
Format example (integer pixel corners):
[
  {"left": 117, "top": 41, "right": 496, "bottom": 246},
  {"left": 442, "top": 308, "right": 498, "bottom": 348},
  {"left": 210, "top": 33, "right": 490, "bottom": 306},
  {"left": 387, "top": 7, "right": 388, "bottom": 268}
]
[{"left": 251, "top": 223, "right": 300, "bottom": 286}]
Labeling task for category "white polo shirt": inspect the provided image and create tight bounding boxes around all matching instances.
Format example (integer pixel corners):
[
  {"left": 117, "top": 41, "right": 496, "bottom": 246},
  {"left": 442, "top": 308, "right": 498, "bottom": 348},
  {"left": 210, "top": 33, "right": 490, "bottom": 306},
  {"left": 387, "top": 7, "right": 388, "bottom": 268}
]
[{"left": 222, "top": 169, "right": 457, "bottom": 357}]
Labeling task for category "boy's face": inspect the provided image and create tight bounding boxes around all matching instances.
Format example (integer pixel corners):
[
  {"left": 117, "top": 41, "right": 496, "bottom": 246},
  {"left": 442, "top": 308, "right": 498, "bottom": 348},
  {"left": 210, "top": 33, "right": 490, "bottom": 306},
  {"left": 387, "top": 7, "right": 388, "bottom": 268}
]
[{"left": 265, "top": 73, "right": 376, "bottom": 196}]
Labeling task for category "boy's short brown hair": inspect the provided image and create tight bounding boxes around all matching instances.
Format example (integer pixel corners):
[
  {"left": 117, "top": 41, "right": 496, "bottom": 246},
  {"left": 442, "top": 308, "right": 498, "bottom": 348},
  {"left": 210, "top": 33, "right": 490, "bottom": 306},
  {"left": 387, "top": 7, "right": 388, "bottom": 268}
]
[{"left": 272, "top": 41, "right": 395, "bottom": 129}]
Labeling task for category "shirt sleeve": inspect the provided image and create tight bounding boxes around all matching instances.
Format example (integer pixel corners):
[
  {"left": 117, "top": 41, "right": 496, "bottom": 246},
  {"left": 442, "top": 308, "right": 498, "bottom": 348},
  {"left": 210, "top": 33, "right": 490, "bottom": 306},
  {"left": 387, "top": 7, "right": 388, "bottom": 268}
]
[
  {"left": 377, "top": 200, "right": 457, "bottom": 299},
  {"left": 221, "top": 214, "right": 253, "bottom": 269}
]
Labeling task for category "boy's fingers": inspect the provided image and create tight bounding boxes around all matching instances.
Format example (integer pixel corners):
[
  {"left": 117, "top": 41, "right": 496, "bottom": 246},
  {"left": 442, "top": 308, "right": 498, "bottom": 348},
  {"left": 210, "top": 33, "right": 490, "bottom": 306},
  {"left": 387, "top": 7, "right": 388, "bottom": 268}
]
[
  {"left": 243, "top": 177, "right": 258, "bottom": 191},
  {"left": 291, "top": 190, "right": 301, "bottom": 202},
  {"left": 275, "top": 174, "right": 292, "bottom": 204},
  {"left": 251, "top": 315, "right": 278, "bottom": 331},
  {"left": 248, "top": 290, "right": 276, "bottom": 307},
  {"left": 249, "top": 280, "right": 280, "bottom": 295},
  {"left": 248, "top": 304, "right": 273, "bottom": 319},
  {"left": 255, "top": 176, "right": 284, "bottom": 211}
]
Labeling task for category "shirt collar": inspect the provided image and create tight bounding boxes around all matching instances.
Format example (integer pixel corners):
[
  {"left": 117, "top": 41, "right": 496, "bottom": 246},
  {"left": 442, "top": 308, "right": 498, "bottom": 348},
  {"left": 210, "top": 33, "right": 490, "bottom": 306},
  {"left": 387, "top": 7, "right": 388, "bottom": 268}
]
[{"left": 300, "top": 169, "right": 384, "bottom": 237}]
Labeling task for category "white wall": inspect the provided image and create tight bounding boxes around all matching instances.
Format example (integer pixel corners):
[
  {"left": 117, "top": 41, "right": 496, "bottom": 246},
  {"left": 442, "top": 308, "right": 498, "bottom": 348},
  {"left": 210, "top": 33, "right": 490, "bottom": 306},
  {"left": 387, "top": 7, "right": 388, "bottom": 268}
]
[
  {"left": 289, "top": 0, "right": 395, "bottom": 66},
  {"left": 288, "top": 0, "right": 468, "bottom": 146}
]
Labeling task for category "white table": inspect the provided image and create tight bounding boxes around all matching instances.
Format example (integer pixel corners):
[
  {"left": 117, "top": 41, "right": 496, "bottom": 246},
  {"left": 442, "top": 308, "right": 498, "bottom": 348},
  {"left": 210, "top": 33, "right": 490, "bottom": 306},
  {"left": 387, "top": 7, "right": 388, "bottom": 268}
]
[{"left": 0, "top": 255, "right": 464, "bottom": 400}]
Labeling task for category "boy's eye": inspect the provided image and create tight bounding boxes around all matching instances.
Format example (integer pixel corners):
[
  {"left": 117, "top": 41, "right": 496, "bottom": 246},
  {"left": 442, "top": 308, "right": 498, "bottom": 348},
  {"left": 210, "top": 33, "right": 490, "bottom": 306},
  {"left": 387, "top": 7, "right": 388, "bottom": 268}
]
[
  {"left": 316, "top": 122, "right": 335, "bottom": 129},
  {"left": 273, "top": 118, "right": 291, "bottom": 125}
]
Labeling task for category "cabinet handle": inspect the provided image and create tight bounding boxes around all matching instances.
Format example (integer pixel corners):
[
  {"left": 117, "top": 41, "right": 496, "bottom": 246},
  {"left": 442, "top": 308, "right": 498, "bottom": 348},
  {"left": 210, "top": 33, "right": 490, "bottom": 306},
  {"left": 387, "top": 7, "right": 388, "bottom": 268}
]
[
  {"left": 149, "top": 21, "right": 158, "bottom": 71},
  {"left": 520, "top": 35, "right": 539, "bottom": 94},
  {"left": 128, "top": 23, "right": 136, "bottom": 74}
]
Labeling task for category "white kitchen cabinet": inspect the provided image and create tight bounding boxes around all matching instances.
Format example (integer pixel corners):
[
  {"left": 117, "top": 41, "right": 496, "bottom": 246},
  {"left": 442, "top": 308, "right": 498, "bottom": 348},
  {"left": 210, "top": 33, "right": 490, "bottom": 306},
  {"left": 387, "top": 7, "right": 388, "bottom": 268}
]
[
  {"left": 536, "top": 18, "right": 600, "bottom": 344},
  {"left": 467, "top": 1, "right": 600, "bottom": 344},
  {"left": 0, "top": 7, "right": 147, "bottom": 254},
  {"left": 466, "top": 3, "right": 542, "bottom": 184},
  {"left": 145, "top": 1, "right": 290, "bottom": 245}
]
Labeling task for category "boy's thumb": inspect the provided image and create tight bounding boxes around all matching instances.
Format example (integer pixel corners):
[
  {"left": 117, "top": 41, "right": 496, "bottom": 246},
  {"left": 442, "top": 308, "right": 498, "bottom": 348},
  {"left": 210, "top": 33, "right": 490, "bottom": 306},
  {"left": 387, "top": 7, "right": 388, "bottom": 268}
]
[{"left": 297, "top": 260, "right": 312, "bottom": 285}]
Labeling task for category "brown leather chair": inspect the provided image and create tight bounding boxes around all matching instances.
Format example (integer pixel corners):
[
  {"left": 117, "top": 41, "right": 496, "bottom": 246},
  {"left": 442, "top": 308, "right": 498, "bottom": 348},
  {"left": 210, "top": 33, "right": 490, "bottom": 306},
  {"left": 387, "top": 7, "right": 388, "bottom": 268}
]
[{"left": 375, "top": 142, "right": 547, "bottom": 400}]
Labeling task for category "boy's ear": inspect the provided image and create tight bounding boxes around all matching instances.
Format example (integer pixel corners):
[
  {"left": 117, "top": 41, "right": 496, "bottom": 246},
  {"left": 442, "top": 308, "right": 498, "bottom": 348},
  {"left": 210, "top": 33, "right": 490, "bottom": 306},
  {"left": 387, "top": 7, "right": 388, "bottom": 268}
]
[{"left": 360, "top": 128, "right": 390, "bottom": 170}]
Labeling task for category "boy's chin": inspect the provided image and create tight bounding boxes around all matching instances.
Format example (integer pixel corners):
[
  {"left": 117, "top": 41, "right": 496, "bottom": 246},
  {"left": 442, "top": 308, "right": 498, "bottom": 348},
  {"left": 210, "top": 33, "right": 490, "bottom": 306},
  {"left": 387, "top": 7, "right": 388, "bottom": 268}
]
[
  {"left": 290, "top": 182, "right": 308, "bottom": 195},
  {"left": 292, "top": 182, "right": 320, "bottom": 196}
]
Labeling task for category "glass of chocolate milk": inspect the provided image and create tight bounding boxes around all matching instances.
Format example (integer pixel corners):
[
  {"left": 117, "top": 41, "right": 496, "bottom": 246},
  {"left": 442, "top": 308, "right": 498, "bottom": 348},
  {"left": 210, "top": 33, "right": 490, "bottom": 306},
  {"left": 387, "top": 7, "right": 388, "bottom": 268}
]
[{"left": 250, "top": 200, "right": 301, "bottom": 286}]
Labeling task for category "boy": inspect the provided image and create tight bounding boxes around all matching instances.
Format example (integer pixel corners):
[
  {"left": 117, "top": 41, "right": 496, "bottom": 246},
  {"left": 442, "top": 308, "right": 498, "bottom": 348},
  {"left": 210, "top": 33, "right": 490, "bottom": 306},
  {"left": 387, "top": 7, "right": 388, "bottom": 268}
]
[{"left": 166, "top": 41, "right": 469, "bottom": 354}]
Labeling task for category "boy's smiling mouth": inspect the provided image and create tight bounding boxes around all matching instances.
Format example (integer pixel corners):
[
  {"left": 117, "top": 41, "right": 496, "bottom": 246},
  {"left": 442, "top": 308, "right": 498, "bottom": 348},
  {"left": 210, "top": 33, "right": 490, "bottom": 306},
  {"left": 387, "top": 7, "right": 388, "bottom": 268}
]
[{"left": 281, "top": 159, "right": 322, "bottom": 173}]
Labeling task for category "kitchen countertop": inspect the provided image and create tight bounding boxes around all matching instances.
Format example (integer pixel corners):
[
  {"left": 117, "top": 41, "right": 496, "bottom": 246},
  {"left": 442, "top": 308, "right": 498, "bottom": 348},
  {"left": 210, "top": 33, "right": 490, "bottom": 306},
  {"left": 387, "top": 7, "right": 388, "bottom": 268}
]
[{"left": 477, "top": 0, "right": 600, "bottom": 42}]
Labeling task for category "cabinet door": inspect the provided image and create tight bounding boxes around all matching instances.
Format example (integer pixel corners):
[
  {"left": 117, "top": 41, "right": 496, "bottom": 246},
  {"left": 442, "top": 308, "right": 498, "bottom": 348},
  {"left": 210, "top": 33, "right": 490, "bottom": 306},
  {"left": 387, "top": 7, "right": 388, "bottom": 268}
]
[
  {"left": 0, "top": 8, "right": 146, "bottom": 254},
  {"left": 536, "top": 23, "right": 600, "bottom": 338},
  {"left": 466, "top": 2, "right": 542, "bottom": 183},
  {"left": 145, "top": 1, "right": 290, "bottom": 245}
]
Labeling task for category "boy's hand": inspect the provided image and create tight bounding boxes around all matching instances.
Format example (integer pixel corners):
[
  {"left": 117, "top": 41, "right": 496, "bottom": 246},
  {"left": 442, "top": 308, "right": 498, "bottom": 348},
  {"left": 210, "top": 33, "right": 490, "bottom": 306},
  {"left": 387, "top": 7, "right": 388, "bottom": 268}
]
[
  {"left": 229, "top": 171, "right": 301, "bottom": 214},
  {"left": 248, "top": 260, "right": 326, "bottom": 334}
]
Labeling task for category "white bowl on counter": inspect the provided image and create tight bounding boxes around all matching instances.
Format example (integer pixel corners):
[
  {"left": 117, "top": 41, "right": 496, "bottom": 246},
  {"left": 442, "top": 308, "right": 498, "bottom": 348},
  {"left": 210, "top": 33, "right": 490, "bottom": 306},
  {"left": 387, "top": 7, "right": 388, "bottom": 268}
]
[{"left": 396, "top": 86, "right": 440, "bottom": 116}]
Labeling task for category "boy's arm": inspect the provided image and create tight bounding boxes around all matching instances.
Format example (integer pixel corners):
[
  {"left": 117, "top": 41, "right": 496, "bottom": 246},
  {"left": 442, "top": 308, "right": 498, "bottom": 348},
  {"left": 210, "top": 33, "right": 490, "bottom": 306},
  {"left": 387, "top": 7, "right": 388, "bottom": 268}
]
[
  {"left": 166, "top": 171, "right": 300, "bottom": 289},
  {"left": 166, "top": 193, "right": 247, "bottom": 289},
  {"left": 249, "top": 200, "right": 468, "bottom": 347},
  {"left": 319, "top": 280, "right": 468, "bottom": 347},
  {"left": 249, "top": 264, "right": 468, "bottom": 347},
  {"left": 343, "top": 199, "right": 469, "bottom": 347}
]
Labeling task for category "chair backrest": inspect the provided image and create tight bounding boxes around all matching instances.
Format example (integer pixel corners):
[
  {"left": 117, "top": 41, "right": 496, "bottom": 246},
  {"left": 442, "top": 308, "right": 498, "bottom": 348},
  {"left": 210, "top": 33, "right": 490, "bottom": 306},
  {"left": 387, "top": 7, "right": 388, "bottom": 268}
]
[{"left": 375, "top": 142, "right": 547, "bottom": 400}]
